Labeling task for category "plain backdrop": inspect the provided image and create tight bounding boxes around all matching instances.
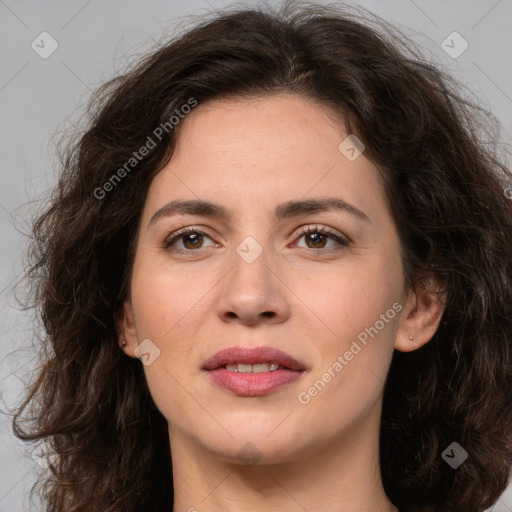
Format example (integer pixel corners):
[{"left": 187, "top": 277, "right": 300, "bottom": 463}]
[{"left": 0, "top": 0, "right": 511, "bottom": 510}]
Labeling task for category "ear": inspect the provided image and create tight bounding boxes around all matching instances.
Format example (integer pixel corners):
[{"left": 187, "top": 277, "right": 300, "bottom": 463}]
[
  {"left": 115, "top": 299, "right": 139, "bottom": 359},
  {"left": 395, "top": 276, "right": 446, "bottom": 352}
]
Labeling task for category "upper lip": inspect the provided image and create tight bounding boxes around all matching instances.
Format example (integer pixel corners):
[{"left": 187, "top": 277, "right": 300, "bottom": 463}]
[{"left": 202, "top": 346, "right": 306, "bottom": 371}]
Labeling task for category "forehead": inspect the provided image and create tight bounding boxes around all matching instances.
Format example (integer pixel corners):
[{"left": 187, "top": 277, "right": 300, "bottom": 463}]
[
  {"left": 172, "top": 93, "right": 346, "bottom": 160},
  {"left": 141, "top": 93, "right": 386, "bottom": 225}
]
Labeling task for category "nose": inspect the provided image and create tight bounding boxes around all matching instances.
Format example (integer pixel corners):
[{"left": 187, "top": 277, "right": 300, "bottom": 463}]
[{"left": 216, "top": 245, "right": 291, "bottom": 326}]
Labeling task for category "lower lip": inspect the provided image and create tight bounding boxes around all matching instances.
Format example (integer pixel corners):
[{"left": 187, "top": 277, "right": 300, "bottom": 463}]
[{"left": 205, "top": 368, "right": 304, "bottom": 396}]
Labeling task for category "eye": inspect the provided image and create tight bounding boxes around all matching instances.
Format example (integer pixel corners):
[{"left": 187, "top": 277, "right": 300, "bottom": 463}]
[
  {"left": 164, "top": 227, "right": 216, "bottom": 252},
  {"left": 293, "top": 225, "right": 349, "bottom": 251},
  {"left": 164, "top": 225, "right": 350, "bottom": 254}
]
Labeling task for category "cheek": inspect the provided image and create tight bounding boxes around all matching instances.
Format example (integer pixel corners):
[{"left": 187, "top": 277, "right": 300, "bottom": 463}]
[
  {"left": 294, "top": 253, "right": 403, "bottom": 344},
  {"left": 128, "top": 263, "right": 216, "bottom": 422},
  {"left": 129, "top": 254, "right": 218, "bottom": 342},
  {"left": 292, "top": 250, "right": 402, "bottom": 412},
  {"left": 296, "top": 289, "right": 400, "bottom": 426}
]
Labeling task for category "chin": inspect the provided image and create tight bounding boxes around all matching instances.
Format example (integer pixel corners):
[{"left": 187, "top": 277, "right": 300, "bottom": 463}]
[{"left": 201, "top": 425, "right": 312, "bottom": 465}]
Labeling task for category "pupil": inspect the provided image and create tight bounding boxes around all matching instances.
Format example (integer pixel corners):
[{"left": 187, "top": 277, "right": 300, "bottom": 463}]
[
  {"left": 308, "top": 233, "right": 325, "bottom": 248},
  {"left": 184, "top": 233, "right": 202, "bottom": 249}
]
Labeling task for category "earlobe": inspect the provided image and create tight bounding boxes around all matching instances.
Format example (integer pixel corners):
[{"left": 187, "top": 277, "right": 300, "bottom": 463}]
[
  {"left": 115, "top": 300, "right": 139, "bottom": 358},
  {"left": 395, "top": 277, "right": 446, "bottom": 353}
]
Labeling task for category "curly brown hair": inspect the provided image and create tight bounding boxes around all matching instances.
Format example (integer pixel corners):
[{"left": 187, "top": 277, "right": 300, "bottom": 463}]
[{"left": 11, "top": 1, "right": 512, "bottom": 511}]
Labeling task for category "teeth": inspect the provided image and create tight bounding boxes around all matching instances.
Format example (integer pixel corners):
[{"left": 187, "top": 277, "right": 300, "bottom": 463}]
[{"left": 225, "top": 362, "right": 280, "bottom": 373}]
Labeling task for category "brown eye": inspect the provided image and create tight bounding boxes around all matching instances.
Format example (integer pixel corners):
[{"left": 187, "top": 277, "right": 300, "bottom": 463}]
[
  {"left": 295, "top": 226, "right": 349, "bottom": 251},
  {"left": 164, "top": 228, "right": 215, "bottom": 252},
  {"left": 182, "top": 232, "right": 204, "bottom": 249},
  {"left": 304, "top": 232, "right": 328, "bottom": 249}
]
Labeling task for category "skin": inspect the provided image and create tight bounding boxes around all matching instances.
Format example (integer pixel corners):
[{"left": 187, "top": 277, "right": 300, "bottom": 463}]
[{"left": 118, "top": 93, "right": 444, "bottom": 512}]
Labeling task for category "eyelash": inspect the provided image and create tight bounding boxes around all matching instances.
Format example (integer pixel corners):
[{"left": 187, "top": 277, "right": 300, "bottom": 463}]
[{"left": 163, "top": 225, "right": 350, "bottom": 254}]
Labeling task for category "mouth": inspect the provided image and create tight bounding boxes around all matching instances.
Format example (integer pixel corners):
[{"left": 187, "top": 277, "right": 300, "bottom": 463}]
[
  {"left": 223, "top": 362, "right": 282, "bottom": 373},
  {"left": 202, "top": 346, "right": 306, "bottom": 397},
  {"left": 202, "top": 345, "right": 306, "bottom": 372}
]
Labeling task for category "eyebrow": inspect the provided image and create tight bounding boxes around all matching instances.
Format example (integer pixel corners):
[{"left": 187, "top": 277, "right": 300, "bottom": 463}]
[{"left": 148, "top": 197, "right": 371, "bottom": 228}]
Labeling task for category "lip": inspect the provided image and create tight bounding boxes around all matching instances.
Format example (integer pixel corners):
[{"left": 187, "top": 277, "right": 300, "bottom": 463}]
[{"left": 202, "top": 346, "right": 306, "bottom": 397}]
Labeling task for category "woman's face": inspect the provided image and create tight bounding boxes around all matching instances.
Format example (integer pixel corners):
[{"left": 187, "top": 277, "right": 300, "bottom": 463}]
[{"left": 121, "top": 93, "right": 414, "bottom": 464}]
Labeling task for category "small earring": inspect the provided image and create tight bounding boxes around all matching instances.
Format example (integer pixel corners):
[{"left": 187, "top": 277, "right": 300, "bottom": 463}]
[
  {"left": 409, "top": 335, "right": 414, "bottom": 341},
  {"left": 121, "top": 340, "right": 127, "bottom": 347}
]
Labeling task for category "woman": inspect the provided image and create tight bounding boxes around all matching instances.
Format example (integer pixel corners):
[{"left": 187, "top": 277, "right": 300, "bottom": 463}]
[{"left": 12, "top": 1, "right": 512, "bottom": 511}]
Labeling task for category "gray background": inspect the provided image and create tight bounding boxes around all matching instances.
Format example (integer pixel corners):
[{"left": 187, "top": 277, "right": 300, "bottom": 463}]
[{"left": 0, "top": 0, "right": 511, "bottom": 510}]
